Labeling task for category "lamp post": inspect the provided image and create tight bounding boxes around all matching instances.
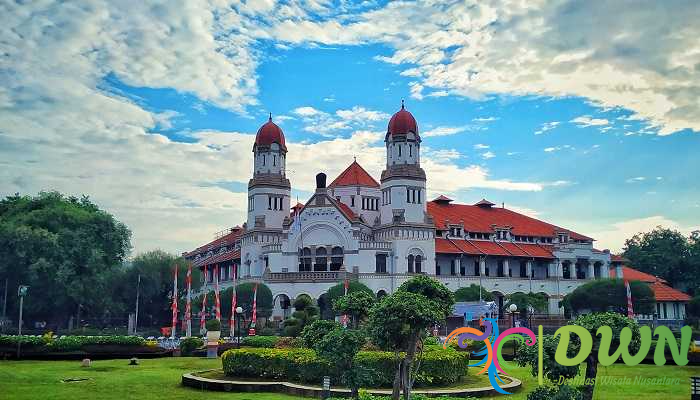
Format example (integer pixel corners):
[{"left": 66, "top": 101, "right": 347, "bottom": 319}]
[
  {"left": 508, "top": 303, "right": 517, "bottom": 359},
  {"left": 17, "top": 285, "right": 29, "bottom": 359},
  {"left": 235, "top": 306, "right": 243, "bottom": 349}
]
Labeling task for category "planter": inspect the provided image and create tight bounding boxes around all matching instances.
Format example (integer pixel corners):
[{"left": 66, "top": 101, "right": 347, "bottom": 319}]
[{"left": 206, "top": 331, "right": 221, "bottom": 344}]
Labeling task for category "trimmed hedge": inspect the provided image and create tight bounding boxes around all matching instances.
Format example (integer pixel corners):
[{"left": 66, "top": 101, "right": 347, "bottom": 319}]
[
  {"left": 0, "top": 335, "right": 145, "bottom": 352},
  {"left": 222, "top": 346, "right": 469, "bottom": 387},
  {"left": 241, "top": 335, "right": 280, "bottom": 348}
]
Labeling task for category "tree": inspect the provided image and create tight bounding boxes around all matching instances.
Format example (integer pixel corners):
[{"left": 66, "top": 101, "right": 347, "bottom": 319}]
[
  {"left": 367, "top": 276, "right": 454, "bottom": 400},
  {"left": 195, "top": 283, "right": 272, "bottom": 331},
  {"left": 623, "top": 226, "right": 695, "bottom": 289},
  {"left": 300, "top": 319, "right": 341, "bottom": 348},
  {"left": 320, "top": 281, "right": 373, "bottom": 319},
  {"left": 0, "top": 192, "right": 131, "bottom": 328},
  {"left": 563, "top": 279, "right": 655, "bottom": 316},
  {"left": 454, "top": 284, "right": 495, "bottom": 302},
  {"left": 283, "top": 295, "right": 318, "bottom": 337},
  {"left": 687, "top": 295, "right": 700, "bottom": 324},
  {"left": 314, "top": 328, "right": 367, "bottom": 398},
  {"left": 333, "top": 291, "right": 375, "bottom": 328},
  {"left": 505, "top": 292, "right": 548, "bottom": 322},
  {"left": 570, "top": 312, "right": 641, "bottom": 400}
]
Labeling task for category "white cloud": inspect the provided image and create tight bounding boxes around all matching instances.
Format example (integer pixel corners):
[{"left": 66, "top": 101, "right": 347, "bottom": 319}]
[
  {"left": 544, "top": 147, "right": 559, "bottom": 153},
  {"left": 535, "top": 121, "right": 561, "bottom": 135},
  {"left": 423, "top": 126, "right": 469, "bottom": 137},
  {"left": 474, "top": 143, "right": 490, "bottom": 149},
  {"left": 481, "top": 151, "right": 496, "bottom": 159},
  {"left": 626, "top": 176, "right": 646, "bottom": 183},
  {"left": 263, "top": 2, "right": 700, "bottom": 135},
  {"left": 472, "top": 117, "right": 498, "bottom": 123},
  {"left": 571, "top": 116, "right": 610, "bottom": 128}
]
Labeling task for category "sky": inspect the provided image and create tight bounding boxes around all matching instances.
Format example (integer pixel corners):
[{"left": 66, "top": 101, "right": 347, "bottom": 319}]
[{"left": 1, "top": 0, "right": 699, "bottom": 255}]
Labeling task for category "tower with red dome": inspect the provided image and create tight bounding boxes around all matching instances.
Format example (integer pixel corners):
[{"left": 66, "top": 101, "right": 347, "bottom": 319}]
[
  {"left": 379, "top": 101, "right": 427, "bottom": 225},
  {"left": 242, "top": 115, "right": 291, "bottom": 277}
]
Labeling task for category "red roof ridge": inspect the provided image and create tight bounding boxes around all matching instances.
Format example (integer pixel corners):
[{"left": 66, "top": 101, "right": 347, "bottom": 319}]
[
  {"left": 510, "top": 240, "right": 533, "bottom": 257},
  {"left": 493, "top": 240, "right": 514, "bottom": 256},
  {"left": 329, "top": 160, "right": 380, "bottom": 188}
]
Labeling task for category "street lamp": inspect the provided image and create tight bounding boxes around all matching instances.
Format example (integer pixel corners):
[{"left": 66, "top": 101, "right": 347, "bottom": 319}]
[
  {"left": 17, "top": 285, "right": 29, "bottom": 359},
  {"left": 235, "top": 306, "right": 243, "bottom": 349},
  {"left": 508, "top": 303, "right": 518, "bottom": 358}
]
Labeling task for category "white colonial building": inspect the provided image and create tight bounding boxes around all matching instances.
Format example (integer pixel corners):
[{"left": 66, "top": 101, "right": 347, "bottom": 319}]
[{"left": 185, "top": 104, "right": 619, "bottom": 320}]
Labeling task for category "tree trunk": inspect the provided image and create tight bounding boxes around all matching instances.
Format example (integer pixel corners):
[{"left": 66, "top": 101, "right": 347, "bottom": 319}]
[
  {"left": 403, "top": 333, "right": 419, "bottom": 400},
  {"left": 582, "top": 354, "right": 597, "bottom": 400},
  {"left": 392, "top": 356, "right": 402, "bottom": 400}
]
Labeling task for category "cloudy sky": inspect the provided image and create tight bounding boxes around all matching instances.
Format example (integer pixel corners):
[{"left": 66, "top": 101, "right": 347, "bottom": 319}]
[{"left": 2, "top": 0, "right": 699, "bottom": 255}]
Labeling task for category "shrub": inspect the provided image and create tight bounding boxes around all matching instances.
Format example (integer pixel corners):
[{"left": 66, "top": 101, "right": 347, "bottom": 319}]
[
  {"left": 222, "top": 346, "right": 469, "bottom": 387},
  {"left": 180, "top": 337, "right": 204, "bottom": 355},
  {"left": 300, "top": 320, "right": 341, "bottom": 348},
  {"left": 0, "top": 335, "right": 145, "bottom": 352},
  {"left": 0, "top": 335, "right": 44, "bottom": 347},
  {"left": 241, "top": 335, "right": 280, "bottom": 348},
  {"left": 274, "top": 336, "right": 302, "bottom": 349},
  {"left": 205, "top": 319, "right": 221, "bottom": 331},
  {"left": 527, "top": 385, "right": 582, "bottom": 400}
]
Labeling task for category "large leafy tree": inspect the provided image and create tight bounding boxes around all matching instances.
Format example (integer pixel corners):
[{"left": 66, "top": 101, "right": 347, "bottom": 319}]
[
  {"left": 195, "top": 283, "right": 272, "bottom": 330},
  {"left": 563, "top": 279, "right": 655, "bottom": 316},
  {"left": 333, "top": 290, "right": 375, "bottom": 328},
  {"left": 622, "top": 227, "right": 696, "bottom": 290},
  {"left": 314, "top": 328, "right": 367, "bottom": 398},
  {"left": 368, "top": 275, "right": 454, "bottom": 400},
  {"left": 505, "top": 292, "right": 548, "bottom": 321},
  {"left": 319, "top": 280, "right": 373, "bottom": 319},
  {"left": 454, "top": 284, "right": 495, "bottom": 302},
  {"left": 0, "top": 192, "right": 131, "bottom": 327}
]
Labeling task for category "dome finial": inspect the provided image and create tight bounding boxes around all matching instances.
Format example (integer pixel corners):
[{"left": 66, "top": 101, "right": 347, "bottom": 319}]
[
  {"left": 269, "top": 112, "right": 272, "bottom": 122},
  {"left": 401, "top": 99, "right": 405, "bottom": 109}
]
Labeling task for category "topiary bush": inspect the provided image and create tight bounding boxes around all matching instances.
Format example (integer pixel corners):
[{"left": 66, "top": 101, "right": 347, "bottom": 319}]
[
  {"left": 0, "top": 335, "right": 146, "bottom": 352},
  {"left": 274, "top": 336, "right": 302, "bottom": 349},
  {"left": 205, "top": 319, "right": 221, "bottom": 331},
  {"left": 300, "top": 319, "right": 341, "bottom": 348},
  {"left": 222, "top": 346, "right": 469, "bottom": 387},
  {"left": 241, "top": 335, "right": 280, "bottom": 348},
  {"left": 180, "top": 337, "right": 204, "bottom": 356}
]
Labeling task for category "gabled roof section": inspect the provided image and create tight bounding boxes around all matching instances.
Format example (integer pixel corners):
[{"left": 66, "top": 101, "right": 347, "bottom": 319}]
[
  {"left": 433, "top": 195, "right": 453, "bottom": 204},
  {"left": 184, "top": 226, "right": 243, "bottom": 257},
  {"left": 474, "top": 199, "right": 495, "bottom": 208},
  {"left": 427, "top": 200, "right": 592, "bottom": 241},
  {"left": 329, "top": 161, "right": 380, "bottom": 188},
  {"left": 611, "top": 266, "right": 691, "bottom": 302}
]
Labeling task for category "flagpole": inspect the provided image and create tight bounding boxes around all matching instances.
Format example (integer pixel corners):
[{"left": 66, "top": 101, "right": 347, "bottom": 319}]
[
  {"left": 200, "top": 289, "right": 207, "bottom": 334},
  {"left": 186, "top": 264, "right": 192, "bottom": 337},
  {"left": 230, "top": 265, "right": 237, "bottom": 338},
  {"left": 214, "top": 265, "right": 221, "bottom": 321},
  {"left": 250, "top": 283, "right": 258, "bottom": 336},
  {"left": 171, "top": 265, "right": 178, "bottom": 339},
  {"left": 134, "top": 274, "right": 140, "bottom": 332}
]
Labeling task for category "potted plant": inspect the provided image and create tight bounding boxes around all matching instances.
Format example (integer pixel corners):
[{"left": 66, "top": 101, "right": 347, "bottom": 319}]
[{"left": 205, "top": 319, "right": 222, "bottom": 342}]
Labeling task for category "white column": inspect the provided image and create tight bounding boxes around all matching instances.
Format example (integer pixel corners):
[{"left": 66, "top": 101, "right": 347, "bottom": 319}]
[
  {"left": 503, "top": 259, "right": 510, "bottom": 277},
  {"left": 587, "top": 262, "right": 595, "bottom": 280},
  {"left": 557, "top": 261, "right": 564, "bottom": 278},
  {"left": 480, "top": 257, "right": 486, "bottom": 276},
  {"left": 526, "top": 260, "right": 533, "bottom": 278},
  {"left": 455, "top": 257, "right": 462, "bottom": 275},
  {"left": 602, "top": 262, "right": 610, "bottom": 278}
]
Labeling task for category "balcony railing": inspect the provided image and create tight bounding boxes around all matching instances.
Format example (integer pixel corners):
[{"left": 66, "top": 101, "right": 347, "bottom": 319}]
[
  {"left": 261, "top": 243, "right": 282, "bottom": 254},
  {"left": 359, "top": 241, "right": 392, "bottom": 250},
  {"left": 264, "top": 270, "right": 350, "bottom": 283}
]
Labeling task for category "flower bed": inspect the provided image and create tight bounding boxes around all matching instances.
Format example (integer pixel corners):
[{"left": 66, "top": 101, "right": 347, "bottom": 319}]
[{"left": 222, "top": 345, "right": 469, "bottom": 387}]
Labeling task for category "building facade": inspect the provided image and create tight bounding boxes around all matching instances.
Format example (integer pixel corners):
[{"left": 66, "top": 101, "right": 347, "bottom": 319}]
[{"left": 185, "top": 105, "right": 617, "bottom": 320}]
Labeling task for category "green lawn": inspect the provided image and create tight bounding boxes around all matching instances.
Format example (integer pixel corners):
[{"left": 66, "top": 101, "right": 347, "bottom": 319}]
[{"left": 0, "top": 357, "right": 697, "bottom": 399}]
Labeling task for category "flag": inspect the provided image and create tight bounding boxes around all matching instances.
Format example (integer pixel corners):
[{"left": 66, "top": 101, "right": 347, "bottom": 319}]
[
  {"left": 214, "top": 265, "right": 222, "bottom": 321},
  {"left": 250, "top": 283, "right": 258, "bottom": 336},
  {"left": 291, "top": 205, "right": 302, "bottom": 233},
  {"left": 170, "top": 265, "right": 178, "bottom": 338},
  {"left": 230, "top": 265, "right": 237, "bottom": 338},
  {"left": 341, "top": 277, "right": 349, "bottom": 328},
  {"left": 625, "top": 279, "right": 634, "bottom": 318},
  {"left": 185, "top": 263, "right": 192, "bottom": 337},
  {"left": 200, "top": 290, "right": 207, "bottom": 333}
]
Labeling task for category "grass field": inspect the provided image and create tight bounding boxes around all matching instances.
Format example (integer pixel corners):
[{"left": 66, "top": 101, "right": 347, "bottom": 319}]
[{"left": 0, "top": 357, "right": 697, "bottom": 399}]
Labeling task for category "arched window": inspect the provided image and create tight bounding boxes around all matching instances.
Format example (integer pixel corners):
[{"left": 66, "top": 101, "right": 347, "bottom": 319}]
[
  {"left": 330, "top": 247, "right": 343, "bottom": 271},
  {"left": 315, "top": 247, "right": 328, "bottom": 271},
  {"left": 375, "top": 254, "right": 387, "bottom": 274},
  {"left": 407, "top": 255, "right": 414, "bottom": 273},
  {"left": 415, "top": 255, "right": 422, "bottom": 274},
  {"left": 299, "top": 247, "right": 312, "bottom": 272}
]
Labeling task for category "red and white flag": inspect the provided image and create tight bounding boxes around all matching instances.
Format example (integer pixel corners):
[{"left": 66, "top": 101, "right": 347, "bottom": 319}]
[
  {"left": 230, "top": 265, "right": 237, "bottom": 337},
  {"left": 341, "top": 278, "right": 349, "bottom": 328},
  {"left": 214, "top": 265, "right": 222, "bottom": 321},
  {"left": 184, "top": 263, "right": 192, "bottom": 337},
  {"left": 200, "top": 291, "right": 207, "bottom": 333},
  {"left": 625, "top": 279, "right": 634, "bottom": 319},
  {"left": 170, "top": 265, "right": 178, "bottom": 338},
  {"left": 249, "top": 283, "right": 258, "bottom": 336}
]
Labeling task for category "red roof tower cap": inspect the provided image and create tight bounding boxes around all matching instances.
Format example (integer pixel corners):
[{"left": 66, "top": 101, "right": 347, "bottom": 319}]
[
  {"left": 329, "top": 160, "right": 380, "bottom": 188},
  {"left": 255, "top": 114, "right": 287, "bottom": 151},
  {"left": 387, "top": 100, "right": 419, "bottom": 138}
]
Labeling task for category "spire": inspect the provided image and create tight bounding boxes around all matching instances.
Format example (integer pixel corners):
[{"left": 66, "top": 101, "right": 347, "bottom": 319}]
[
  {"left": 268, "top": 112, "right": 272, "bottom": 122},
  {"left": 401, "top": 99, "right": 405, "bottom": 109}
]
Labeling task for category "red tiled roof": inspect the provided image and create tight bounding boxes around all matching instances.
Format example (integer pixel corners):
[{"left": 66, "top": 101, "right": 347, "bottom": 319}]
[
  {"left": 336, "top": 200, "right": 357, "bottom": 221},
  {"left": 611, "top": 266, "right": 690, "bottom": 302},
  {"left": 435, "top": 238, "right": 554, "bottom": 258},
  {"left": 387, "top": 103, "right": 419, "bottom": 138},
  {"left": 611, "top": 254, "right": 628, "bottom": 263},
  {"left": 329, "top": 161, "right": 380, "bottom": 188},
  {"left": 184, "top": 227, "right": 243, "bottom": 257},
  {"left": 427, "top": 201, "right": 592, "bottom": 241},
  {"left": 255, "top": 116, "right": 286, "bottom": 150},
  {"left": 194, "top": 249, "right": 241, "bottom": 268},
  {"left": 433, "top": 195, "right": 453, "bottom": 203}
]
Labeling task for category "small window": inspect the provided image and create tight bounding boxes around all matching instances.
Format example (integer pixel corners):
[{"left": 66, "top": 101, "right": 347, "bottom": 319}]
[
  {"left": 398, "top": 145, "right": 402, "bottom": 157},
  {"left": 273, "top": 155, "right": 277, "bottom": 166},
  {"left": 351, "top": 196, "right": 355, "bottom": 207},
  {"left": 262, "top": 154, "right": 266, "bottom": 166}
]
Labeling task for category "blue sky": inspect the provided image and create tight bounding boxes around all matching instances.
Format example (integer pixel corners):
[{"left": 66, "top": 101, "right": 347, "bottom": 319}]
[{"left": 1, "top": 1, "right": 699, "bottom": 254}]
